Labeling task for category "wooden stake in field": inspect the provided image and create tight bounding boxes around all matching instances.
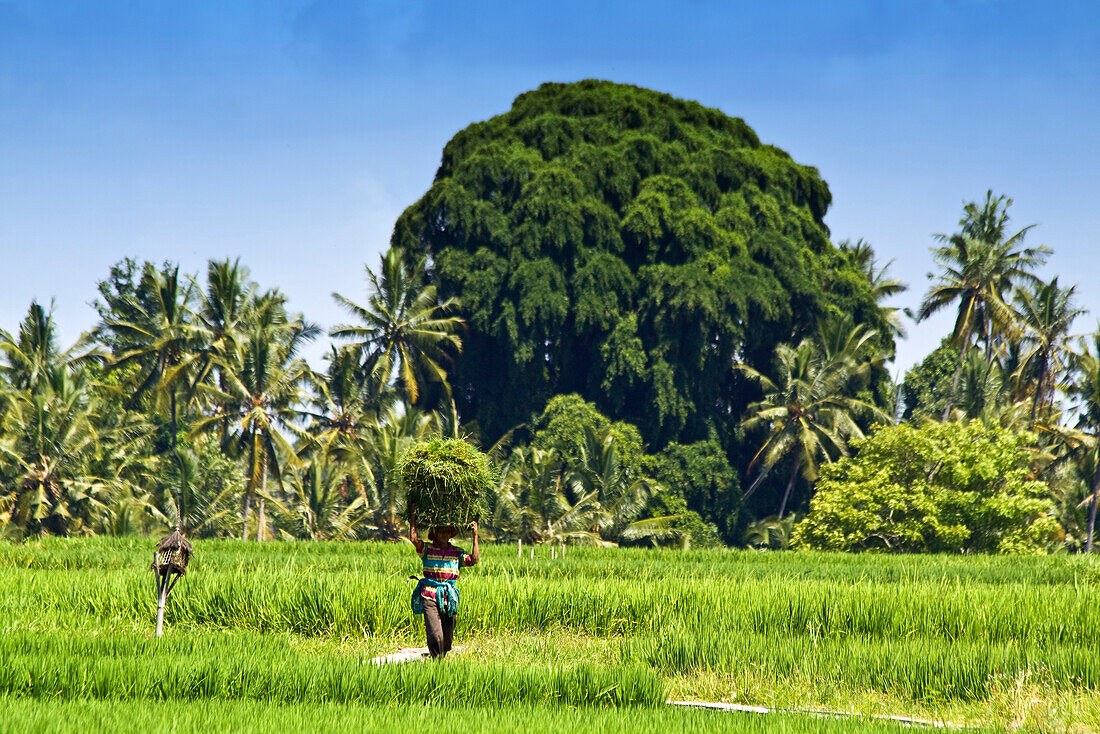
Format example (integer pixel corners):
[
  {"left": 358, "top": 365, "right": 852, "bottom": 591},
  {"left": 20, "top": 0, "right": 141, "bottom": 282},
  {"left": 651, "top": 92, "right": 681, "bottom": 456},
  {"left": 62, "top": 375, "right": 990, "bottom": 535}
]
[{"left": 151, "top": 526, "right": 192, "bottom": 637}]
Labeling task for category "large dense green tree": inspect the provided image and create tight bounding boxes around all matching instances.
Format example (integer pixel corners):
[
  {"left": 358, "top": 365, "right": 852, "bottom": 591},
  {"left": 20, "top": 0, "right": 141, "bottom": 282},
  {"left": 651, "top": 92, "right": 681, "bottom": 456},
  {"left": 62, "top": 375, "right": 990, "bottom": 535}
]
[
  {"left": 532, "top": 393, "right": 645, "bottom": 471},
  {"left": 901, "top": 340, "right": 960, "bottom": 422},
  {"left": 391, "top": 80, "right": 890, "bottom": 449}
]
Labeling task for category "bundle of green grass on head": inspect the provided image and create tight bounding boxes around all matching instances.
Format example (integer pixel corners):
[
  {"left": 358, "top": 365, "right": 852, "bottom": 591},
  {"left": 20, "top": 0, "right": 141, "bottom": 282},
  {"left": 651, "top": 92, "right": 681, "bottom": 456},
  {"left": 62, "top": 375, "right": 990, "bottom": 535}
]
[{"left": 401, "top": 438, "right": 493, "bottom": 529}]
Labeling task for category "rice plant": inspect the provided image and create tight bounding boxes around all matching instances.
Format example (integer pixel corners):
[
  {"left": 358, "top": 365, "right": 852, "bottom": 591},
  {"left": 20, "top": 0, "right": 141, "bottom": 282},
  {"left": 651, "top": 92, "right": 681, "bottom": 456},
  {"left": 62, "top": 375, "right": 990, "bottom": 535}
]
[
  {"left": 2, "top": 537, "right": 1100, "bottom": 714},
  {"left": 401, "top": 437, "right": 492, "bottom": 527},
  {"left": 0, "top": 631, "right": 662, "bottom": 707},
  {"left": 0, "top": 698, "right": 962, "bottom": 734}
]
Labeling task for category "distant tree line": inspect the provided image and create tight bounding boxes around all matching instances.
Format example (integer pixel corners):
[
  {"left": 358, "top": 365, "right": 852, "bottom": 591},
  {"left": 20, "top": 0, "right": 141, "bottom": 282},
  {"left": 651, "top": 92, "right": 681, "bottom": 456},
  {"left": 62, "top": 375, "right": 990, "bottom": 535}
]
[{"left": 3, "top": 80, "right": 1097, "bottom": 552}]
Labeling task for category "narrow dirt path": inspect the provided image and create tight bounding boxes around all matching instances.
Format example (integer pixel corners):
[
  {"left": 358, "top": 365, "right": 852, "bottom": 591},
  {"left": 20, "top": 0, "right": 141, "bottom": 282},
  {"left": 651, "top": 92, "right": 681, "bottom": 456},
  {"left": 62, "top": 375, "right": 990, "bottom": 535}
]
[
  {"left": 668, "top": 700, "right": 970, "bottom": 729},
  {"left": 368, "top": 645, "right": 467, "bottom": 665}
]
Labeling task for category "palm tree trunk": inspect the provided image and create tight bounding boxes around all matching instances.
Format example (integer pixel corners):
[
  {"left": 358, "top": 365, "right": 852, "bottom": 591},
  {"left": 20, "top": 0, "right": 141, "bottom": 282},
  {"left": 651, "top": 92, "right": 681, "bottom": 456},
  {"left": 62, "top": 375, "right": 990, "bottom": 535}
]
[
  {"left": 258, "top": 453, "right": 268, "bottom": 541},
  {"left": 387, "top": 480, "right": 398, "bottom": 540},
  {"left": 743, "top": 462, "right": 774, "bottom": 500},
  {"left": 777, "top": 460, "right": 799, "bottom": 520},
  {"left": 170, "top": 389, "right": 178, "bottom": 450},
  {"left": 943, "top": 342, "right": 969, "bottom": 421},
  {"left": 218, "top": 374, "right": 229, "bottom": 445},
  {"left": 1030, "top": 362, "right": 1046, "bottom": 421},
  {"left": 241, "top": 493, "right": 251, "bottom": 541},
  {"left": 1087, "top": 463, "right": 1100, "bottom": 553}
]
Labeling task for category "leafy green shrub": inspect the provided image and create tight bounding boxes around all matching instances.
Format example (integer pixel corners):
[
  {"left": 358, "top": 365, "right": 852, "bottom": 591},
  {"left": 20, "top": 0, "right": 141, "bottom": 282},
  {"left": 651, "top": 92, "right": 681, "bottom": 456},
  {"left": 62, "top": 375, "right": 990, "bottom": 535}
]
[
  {"left": 794, "top": 421, "right": 1059, "bottom": 553},
  {"left": 401, "top": 438, "right": 493, "bottom": 528},
  {"left": 645, "top": 437, "right": 739, "bottom": 544},
  {"left": 533, "top": 394, "right": 645, "bottom": 470},
  {"left": 901, "top": 340, "right": 961, "bottom": 421}
]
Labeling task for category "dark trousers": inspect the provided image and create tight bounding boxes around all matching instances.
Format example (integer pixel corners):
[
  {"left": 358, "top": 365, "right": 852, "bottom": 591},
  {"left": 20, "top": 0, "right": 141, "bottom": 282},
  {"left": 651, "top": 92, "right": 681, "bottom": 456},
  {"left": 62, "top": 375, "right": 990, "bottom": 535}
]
[{"left": 422, "top": 597, "right": 455, "bottom": 658}]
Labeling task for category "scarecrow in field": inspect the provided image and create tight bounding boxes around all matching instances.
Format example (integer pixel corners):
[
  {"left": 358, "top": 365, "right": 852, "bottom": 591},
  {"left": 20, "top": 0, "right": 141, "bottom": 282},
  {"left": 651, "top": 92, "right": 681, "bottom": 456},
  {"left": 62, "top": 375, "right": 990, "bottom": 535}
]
[{"left": 408, "top": 507, "right": 480, "bottom": 659}]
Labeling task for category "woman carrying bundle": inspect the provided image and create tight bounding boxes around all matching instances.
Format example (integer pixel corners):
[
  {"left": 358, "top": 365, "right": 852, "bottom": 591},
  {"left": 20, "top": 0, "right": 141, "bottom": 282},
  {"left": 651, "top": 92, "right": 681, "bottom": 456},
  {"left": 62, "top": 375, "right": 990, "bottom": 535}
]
[{"left": 409, "top": 508, "right": 479, "bottom": 659}]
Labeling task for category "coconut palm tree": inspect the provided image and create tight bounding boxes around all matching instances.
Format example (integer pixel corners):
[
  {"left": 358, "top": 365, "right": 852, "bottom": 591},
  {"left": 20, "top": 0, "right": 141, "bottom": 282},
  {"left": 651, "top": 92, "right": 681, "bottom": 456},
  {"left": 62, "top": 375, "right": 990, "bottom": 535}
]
[
  {"left": 0, "top": 301, "right": 82, "bottom": 392},
  {"left": 299, "top": 347, "right": 396, "bottom": 466},
  {"left": 1075, "top": 449, "right": 1099, "bottom": 553},
  {"left": 947, "top": 350, "right": 1034, "bottom": 430},
  {"left": 1013, "top": 277, "right": 1086, "bottom": 420},
  {"left": 815, "top": 317, "right": 886, "bottom": 403},
  {"left": 282, "top": 452, "right": 368, "bottom": 540},
  {"left": 737, "top": 338, "right": 889, "bottom": 519},
  {"left": 569, "top": 426, "right": 661, "bottom": 543},
  {"left": 359, "top": 405, "right": 439, "bottom": 540},
  {"left": 190, "top": 293, "right": 318, "bottom": 539},
  {"left": 98, "top": 263, "right": 203, "bottom": 449},
  {"left": 0, "top": 366, "right": 109, "bottom": 536},
  {"left": 190, "top": 259, "right": 255, "bottom": 409},
  {"left": 330, "top": 248, "right": 463, "bottom": 407},
  {"left": 0, "top": 303, "right": 156, "bottom": 536},
  {"left": 486, "top": 446, "right": 563, "bottom": 542},
  {"left": 1033, "top": 422, "right": 1095, "bottom": 551},
  {"left": 999, "top": 336, "right": 1030, "bottom": 405},
  {"left": 918, "top": 192, "right": 1049, "bottom": 419},
  {"left": 1069, "top": 328, "right": 1100, "bottom": 551},
  {"left": 956, "top": 350, "right": 1003, "bottom": 420},
  {"left": 295, "top": 348, "right": 398, "bottom": 533},
  {"left": 491, "top": 440, "right": 635, "bottom": 546},
  {"left": 742, "top": 515, "right": 797, "bottom": 550},
  {"left": 839, "top": 239, "right": 909, "bottom": 338},
  {"left": 155, "top": 444, "right": 239, "bottom": 539}
]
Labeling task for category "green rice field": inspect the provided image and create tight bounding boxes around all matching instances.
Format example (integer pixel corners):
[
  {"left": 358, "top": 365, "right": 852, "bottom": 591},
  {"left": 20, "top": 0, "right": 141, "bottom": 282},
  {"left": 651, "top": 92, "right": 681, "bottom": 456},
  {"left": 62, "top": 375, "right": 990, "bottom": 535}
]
[{"left": 1, "top": 538, "right": 1097, "bottom": 731}]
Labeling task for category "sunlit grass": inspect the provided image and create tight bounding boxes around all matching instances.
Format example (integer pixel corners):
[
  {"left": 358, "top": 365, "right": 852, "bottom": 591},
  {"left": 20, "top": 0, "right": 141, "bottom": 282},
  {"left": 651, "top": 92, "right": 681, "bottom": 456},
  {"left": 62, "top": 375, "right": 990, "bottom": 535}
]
[
  {"left": 0, "top": 698, "right": 977, "bottom": 734},
  {"left": 3, "top": 537, "right": 1100, "bottom": 730}
]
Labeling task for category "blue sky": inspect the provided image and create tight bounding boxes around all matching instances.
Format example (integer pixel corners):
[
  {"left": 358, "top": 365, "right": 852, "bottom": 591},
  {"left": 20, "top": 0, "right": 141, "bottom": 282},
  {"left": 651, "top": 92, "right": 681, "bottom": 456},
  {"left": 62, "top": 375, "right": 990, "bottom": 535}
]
[{"left": 2, "top": 1, "right": 1099, "bottom": 375}]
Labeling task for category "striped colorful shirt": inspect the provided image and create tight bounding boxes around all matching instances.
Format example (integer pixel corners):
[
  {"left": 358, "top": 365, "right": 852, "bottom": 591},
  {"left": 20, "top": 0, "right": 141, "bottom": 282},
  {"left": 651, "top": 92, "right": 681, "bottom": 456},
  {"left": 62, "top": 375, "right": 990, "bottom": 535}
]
[{"left": 420, "top": 543, "right": 474, "bottom": 601}]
